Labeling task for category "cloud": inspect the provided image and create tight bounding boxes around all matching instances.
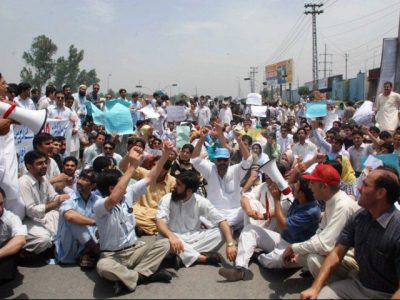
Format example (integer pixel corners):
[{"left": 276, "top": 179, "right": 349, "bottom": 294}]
[
  {"left": 175, "top": 20, "right": 224, "bottom": 35},
  {"left": 80, "top": 0, "right": 116, "bottom": 24}
]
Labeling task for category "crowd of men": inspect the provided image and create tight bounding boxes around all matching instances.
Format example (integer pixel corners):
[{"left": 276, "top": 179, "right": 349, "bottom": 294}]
[{"left": 1, "top": 71, "right": 400, "bottom": 299}]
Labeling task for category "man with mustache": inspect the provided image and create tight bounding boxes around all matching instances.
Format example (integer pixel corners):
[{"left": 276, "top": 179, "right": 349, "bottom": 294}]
[{"left": 156, "top": 171, "right": 237, "bottom": 269}]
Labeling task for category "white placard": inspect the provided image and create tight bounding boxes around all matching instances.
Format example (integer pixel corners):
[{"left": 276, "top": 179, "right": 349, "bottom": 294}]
[
  {"left": 251, "top": 105, "right": 267, "bottom": 117},
  {"left": 139, "top": 105, "right": 160, "bottom": 119},
  {"left": 166, "top": 106, "right": 187, "bottom": 122},
  {"left": 352, "top": 100, "right": 374, "bottom": 126},
  {"left": 246, "top": 93, "right": 262, "bottom": 106}
]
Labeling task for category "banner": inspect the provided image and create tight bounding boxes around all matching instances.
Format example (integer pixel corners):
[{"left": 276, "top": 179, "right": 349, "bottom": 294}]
[
  {"left": 139, "top": 105, "right": 160, "bottom": 119},
  {"left": 14, "top": 118, "right": 72, "bottom": 169},
  {"left": 246, "top": 93, "right": 262, "bottom": 106},
  {"left": 246, "top": 128, "right": 263, "bottom": 141},
  {"left": 305, "top": 101, "right": 327, "bottom": 118},
  {"left": 91, "top": 103, "right": 133, "bottom": 135},
  {"left": 166, "top": 106, "right": 187, "bottom": 122},
  {"left": 362, "top": 153, "right": 400, "bottom": 175},
  {"left": 105, "top": 99, "right": 131, "bottom": 110},
  {"left": 251, "top": 105, "right": 267, "bottom": 117},
  {"left": 176, "top": 125, "right": 191, "bottom": 149},
  {"left": 265, "top": 59, "right": 293, "bottom": 85},
  {"left": 376, "top": 38, "right": 397, "bottom": 99}
]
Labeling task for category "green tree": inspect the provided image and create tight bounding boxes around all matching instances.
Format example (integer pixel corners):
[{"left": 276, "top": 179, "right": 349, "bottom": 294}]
[
  {"left": 53, "top": 45, "right": 99, "bottom": 91},
  {"left": 298, "top": 86, "right": 310, "bottom": 96},
  {"left": 20, "top": 35, "right": 57, "bottom": 91}
]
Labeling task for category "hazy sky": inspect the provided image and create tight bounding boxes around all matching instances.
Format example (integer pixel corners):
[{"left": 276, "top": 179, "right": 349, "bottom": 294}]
[{"left": 1, "top": 0, "right": 399, "bottom": 97}]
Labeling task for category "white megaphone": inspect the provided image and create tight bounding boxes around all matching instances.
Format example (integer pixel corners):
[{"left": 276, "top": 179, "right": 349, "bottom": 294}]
[
  {"left": 259, "top": 158, "right": 291, "bottom": 195},
  {"left": 0, "top": 101, "right": 47, "bottom": 134}
]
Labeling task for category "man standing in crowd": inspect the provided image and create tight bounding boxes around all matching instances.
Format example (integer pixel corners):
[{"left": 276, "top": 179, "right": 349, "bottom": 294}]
[
  {"left": 375, "top": 81, "right": 400, "bottom": 134},
  {"left": 14, "top": 83, "right": 35, "bottom": 110}
]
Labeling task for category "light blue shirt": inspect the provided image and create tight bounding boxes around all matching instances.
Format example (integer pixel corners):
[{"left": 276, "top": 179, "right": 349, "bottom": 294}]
[
  {"left": 93, "top": 179, "right": 147, "bottom": 251},
  {"left": 55, "top": 191, "right": 100, "bottom": 263}
]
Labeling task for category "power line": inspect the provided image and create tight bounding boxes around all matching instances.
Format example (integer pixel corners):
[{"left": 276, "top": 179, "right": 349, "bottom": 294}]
[{"left": 322, "top": 1, "right": 400, "bottom": 29}]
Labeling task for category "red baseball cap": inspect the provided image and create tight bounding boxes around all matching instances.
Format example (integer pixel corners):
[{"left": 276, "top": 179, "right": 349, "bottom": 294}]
[{"left": 302, "top": 164, "right": 340, "bottom": 186}]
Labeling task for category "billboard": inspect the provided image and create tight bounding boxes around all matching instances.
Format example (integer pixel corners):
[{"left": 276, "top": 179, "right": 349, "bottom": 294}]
[{"left": 265, "top": 59, "right": 293, "bottom": 85}]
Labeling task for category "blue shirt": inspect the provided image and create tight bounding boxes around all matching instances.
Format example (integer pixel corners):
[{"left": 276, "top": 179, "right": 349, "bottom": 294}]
[
  {"left": 281, "top": 199, "right": 321, "bottom": 244},
  {"left": 55, "top": 191, "right": 100, "bottom": 263},
  {"left": 93, "top": 179, "right": 147, "bottom": 251}
]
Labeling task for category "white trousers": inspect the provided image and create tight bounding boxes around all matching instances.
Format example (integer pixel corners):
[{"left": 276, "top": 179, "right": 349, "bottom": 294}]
[{"left": 236, "top": 224, "right": 296, "bottom": 269}]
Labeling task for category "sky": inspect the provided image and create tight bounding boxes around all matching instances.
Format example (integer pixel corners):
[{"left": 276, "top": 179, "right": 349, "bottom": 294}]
[{"left": 1, "top": 0, "right": 399, "bottom": 97}]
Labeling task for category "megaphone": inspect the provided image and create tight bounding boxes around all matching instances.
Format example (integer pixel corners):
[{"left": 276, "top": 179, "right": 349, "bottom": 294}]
[
  {"left": 259, "top": 158, "right": 291, "bottom": 195},
  {"left": 0, "top": 101, "right": 47, "bottom": 135}
]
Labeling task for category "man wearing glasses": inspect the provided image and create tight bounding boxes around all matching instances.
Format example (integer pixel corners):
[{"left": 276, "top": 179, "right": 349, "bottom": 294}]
[{"left": 191, "top": 129, "right": 252, "bottom": 229}]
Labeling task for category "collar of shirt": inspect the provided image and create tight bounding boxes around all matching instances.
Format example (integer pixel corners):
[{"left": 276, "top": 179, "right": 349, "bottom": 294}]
[
  {"left": 25, "top": 172, "right": 44, "bottom": 187},
  {"left": 375, "top": 206, "right": 396, "bottom": 229}
]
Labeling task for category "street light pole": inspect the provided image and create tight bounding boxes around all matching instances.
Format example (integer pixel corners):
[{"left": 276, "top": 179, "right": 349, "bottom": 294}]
[{"left": 107, "top": 74, "right": 112, "bottom": 93}]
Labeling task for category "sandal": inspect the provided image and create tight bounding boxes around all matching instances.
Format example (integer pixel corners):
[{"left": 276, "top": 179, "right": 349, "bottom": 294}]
[{"left": 79, "top": 254, "right": 96, "bottom": 269}]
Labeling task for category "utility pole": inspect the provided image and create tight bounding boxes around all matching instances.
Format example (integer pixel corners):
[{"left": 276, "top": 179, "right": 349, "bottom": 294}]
[
  {"left": 345, "top": 53, "right": 348, "bottom": 80},
  {"left": 249, "top": 66, "right": 258, "bottom": 93},
  {"left": 305, "top": 3, "right": 323, "bottom": 91},
  {"left": 319, "top": 44, "right": 333, "bottom": 79}
]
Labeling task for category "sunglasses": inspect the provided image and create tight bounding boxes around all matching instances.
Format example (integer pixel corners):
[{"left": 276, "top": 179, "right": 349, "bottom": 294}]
[{"left": 215, "top": 158, "right": 229, "bottom": 162}]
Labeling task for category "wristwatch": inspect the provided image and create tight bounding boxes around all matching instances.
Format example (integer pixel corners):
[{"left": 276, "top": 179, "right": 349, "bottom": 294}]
[{"left": 226, "top": 241, "right": 235, "bottom": 247}]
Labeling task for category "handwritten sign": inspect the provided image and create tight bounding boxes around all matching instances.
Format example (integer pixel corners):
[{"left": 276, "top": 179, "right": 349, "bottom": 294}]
[
  {"left": 251, "top": 105, "right": 267, "bottom": 117},
  {"left": 91, "top": 103, "right": 133, "bottom": 135},
  {"left": 139, "top": 105, "right": 160, "bottom": 119},
  {"left": 166, "top": 106, "right": 187, "bottom": 122},
  {"left": 305, "top": 101, "right": 327, "bottom": 118},
  {"left": 246, "top": 93, "right": 262, "bottom": 106}
]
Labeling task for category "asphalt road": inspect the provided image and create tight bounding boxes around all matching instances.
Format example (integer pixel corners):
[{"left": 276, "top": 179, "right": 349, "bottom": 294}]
[{"left": 1, "top": 236, "right": 312, "bottom": 299}]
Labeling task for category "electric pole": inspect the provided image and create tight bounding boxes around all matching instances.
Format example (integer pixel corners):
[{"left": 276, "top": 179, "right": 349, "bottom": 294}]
[
  {"left": 319, "top": 44, "right": 333, "bottom": 79},
  {"left": 305, "top": 3, "right": 323, "bottom": 91},
  {"left": 249, "top": 66, "right": 258, "bottom": 93},
  {"left": 345, "top": 53, "right": 348, "bottom": 80}
]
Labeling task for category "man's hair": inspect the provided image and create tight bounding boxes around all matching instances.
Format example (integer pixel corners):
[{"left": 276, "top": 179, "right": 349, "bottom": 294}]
[
  {"left": 79, "top": 168, "right": 97, "bottom": 184},
  {"left": 163, "top": 159, "right": 172, "bottom": 171},
  {"left": 379, "top": 131, "right": 392, "bottom": 140},
  {"left": 104, "top": 141, "right": 115, "bottom": 149},
  {"left": 132, "top": 92, "right": 139, "bottom": 98},
  {"left": 24, "top": 150, "right": 46, "bottom": 167},
  {"left": 241, "top": 135, "right": 253, "bottom": 146},
  {"left": 127, "top": 137, "right": 146, "bottom": 149},
  {"left": 153, "top": 92, "right": 160, "bottom": 98},
  {"left": 45, "top": 85, "right": 56, "bottom": 97},
  {"left": 65, "top": 94, "right": 75, "bottom": 102},
  {"left": 384, "top": 81, "right": 393, "bottom": 87},
  {"left": 375, "top": 167, "right": 400, "bottom": 204},
  {"left": 54, "top": 136, "right": 65, "bottom": 143},
  {"left": 352, "top": 129, "right": 363, "bottom": 137},
  {"left": 0, "top": 186, "right": 6, "bottom": 199},
  {"left": 33, "top": 133, "right": 53, "bottom": 150},
  {"left": 176, "top": 171, "right": 200, "bottom": 193},
  {"left": 298, "top": 177, "right": 315, "bottom": 202},
  {"left": 334, "top": 134, "right": 344, "bottom": 146},
  {"left": 181, "top": 144, "right": 194, "bottom": 153},
  {"left": 17, "top": 82, "right": 31, "bottom": 95},
  {"left": 31, "top": 88, "right": 40, "bottom": 95},
  {"left": 93, "top": 156, "right": 113, "bottom": 173},
  {"left": 325, "top": 159, "right": 342, "bottom": 177},
  {"left": 296, "top": 128, "right": 306, "bottom": 135},
  {"left": 119, "top": 88, "right": 127, "bottom": 95},
  {"left": 95, "top": 131, "right": 106, "bottom": 139},
  {"left": 369, "top": 126, "right": 380, "bottom": 134},
  {"left": 63, "top": 156, "right": 78, "bottom": 166},
  {"left": 380, "top": 142, "right": 394, "bottom": 153},
  {"left": 62, "top": 84, "right": 71, "bottom": 91},
  {"left": 96, "top": 169, "right": 123, "bottom": 197}
]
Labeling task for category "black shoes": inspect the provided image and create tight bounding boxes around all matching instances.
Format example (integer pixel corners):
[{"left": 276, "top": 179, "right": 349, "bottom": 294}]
[
  {"left": 138, "top": 269, "right": 172, "bottom": 285},
  {"left": 218, "top": 267, "right": 245, "bottom": 282},
  {"left": 201, "top": 252, "right": 222, "bottom": 266}
]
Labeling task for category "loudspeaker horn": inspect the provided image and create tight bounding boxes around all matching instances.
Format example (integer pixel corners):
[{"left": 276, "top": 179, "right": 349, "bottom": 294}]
[
  {"left": 0, "top": 101, "right": 47, "bottom": 135},
  {"left": 259, "top": 158, "right": 291, "bottom": 195}
]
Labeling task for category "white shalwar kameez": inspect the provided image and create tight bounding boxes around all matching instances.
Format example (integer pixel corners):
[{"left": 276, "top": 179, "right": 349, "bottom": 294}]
[
  {"left": 156, "top": 193, "right": 226, "bottom": 267},
  {"left": 191, "top": 156, "right": 253, "bottom": 228}
]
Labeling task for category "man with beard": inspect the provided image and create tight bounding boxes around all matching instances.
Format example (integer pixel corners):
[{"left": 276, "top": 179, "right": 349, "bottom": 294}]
[
  {"left": 55, "top": 169, "right": 100, "bottom": 269},
  {"left": 191, "top": 129, "right": 252, "bottom": 229},
  {"left": 156, "top": 171, "right": 237, "bottom": 269},
  {"left": 72, "top": 84, "right": 89, "bottom": 123},
  {"left": 62, "top": 156, "right": 79, "bottom": 193},
  {"left": 19, "top": 151, "right": 70, "bottom": 256},
  {"left": 170, "top": 143, "right": 207, "bottom": 196}
]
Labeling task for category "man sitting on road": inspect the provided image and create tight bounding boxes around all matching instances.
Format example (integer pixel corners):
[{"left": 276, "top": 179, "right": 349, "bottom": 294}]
[
  {"left": 301, "top": 167, "right": 400, "bottom": 299},
  {"left": 156, "top": 171, "right": 237, "bottom": 269},
  {"left": 282, "top": 164, "right": 359, "bottom": 280},
  {"left": 94, "top": 142, "right": 174, "bottom": 295},
  {"left": 218, "top": 176, "right": 320, "bottom": 281}
]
